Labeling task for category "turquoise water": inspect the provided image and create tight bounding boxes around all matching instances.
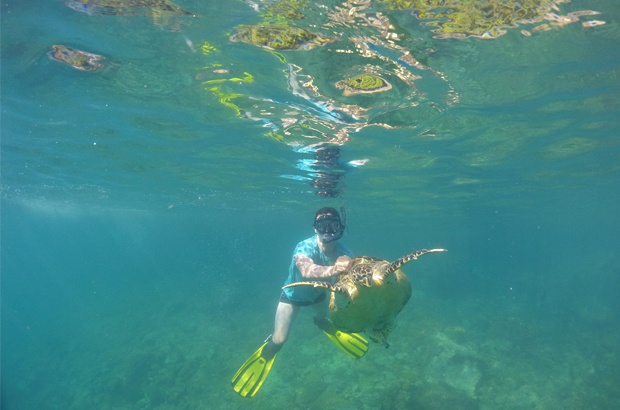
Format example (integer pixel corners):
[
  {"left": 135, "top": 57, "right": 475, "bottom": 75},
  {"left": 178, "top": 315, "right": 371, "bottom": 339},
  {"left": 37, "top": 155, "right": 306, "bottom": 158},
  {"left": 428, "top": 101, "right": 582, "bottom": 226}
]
[{"left": 2, "top": 1, "right": 619, "bottom": 409}]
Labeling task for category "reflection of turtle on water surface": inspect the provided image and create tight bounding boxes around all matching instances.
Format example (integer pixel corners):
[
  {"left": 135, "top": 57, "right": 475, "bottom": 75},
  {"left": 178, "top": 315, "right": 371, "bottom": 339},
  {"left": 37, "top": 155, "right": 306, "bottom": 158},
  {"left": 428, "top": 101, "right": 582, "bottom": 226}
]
[
  {"left": 65, "top": 0, "right": 192, "bottom": 15},
  {"left": 65, "top": 0, "right": 194, "bottom": 27},
  {"left": 285, "top": 248, "right": 446, "bottom": 347},
  {"left": 48, "top": 45, "right": 105, "bottom": 72},
  {"left": 230, "top": 24, "right": 332, "bottom": 51}
]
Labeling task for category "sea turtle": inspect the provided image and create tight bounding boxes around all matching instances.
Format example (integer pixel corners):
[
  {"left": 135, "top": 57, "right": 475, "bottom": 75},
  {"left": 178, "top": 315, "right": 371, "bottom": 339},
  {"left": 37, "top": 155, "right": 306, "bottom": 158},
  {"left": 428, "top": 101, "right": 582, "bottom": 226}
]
[{"left": 284, "top": 248, "right": 446, "bottom": 347}]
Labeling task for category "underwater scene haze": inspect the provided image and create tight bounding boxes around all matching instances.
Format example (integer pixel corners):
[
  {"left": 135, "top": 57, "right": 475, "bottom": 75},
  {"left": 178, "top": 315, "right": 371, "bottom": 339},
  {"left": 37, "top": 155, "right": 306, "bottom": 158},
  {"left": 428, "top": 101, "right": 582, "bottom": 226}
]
[{"left": 2, "top": 0, "right": 620, "bottom": 409}]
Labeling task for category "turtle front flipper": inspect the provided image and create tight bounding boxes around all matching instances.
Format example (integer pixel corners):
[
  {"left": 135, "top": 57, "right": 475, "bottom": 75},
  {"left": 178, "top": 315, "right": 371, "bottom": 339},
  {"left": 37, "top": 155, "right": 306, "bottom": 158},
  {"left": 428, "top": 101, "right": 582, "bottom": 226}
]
[
  {"left": 283, "top": 281, "right": 347, "bottom": 295},
  {"left": 382, "top": 248, "right": 447, "bottom": 279}
]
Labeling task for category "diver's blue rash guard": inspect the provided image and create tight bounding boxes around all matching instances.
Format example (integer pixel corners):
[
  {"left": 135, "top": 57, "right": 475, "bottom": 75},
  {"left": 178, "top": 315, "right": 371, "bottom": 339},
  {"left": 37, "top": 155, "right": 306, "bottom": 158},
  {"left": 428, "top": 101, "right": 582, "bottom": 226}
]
[{"left": 282, "top": 235, "right": 353, "bottom": 303}]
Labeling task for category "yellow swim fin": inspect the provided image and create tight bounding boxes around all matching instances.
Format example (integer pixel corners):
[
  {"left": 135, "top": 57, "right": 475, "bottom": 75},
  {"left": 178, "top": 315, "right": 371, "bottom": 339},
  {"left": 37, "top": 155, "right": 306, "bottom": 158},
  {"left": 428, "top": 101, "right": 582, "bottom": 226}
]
[
  {"left": 323, "top": 329, "right": 369, "bottom": 359},
  {"left": 315, "top": 317, "right": 369, "bottom": 359},
  {"left": 231, "top": 339, "right": 280, "bottom": 398}
]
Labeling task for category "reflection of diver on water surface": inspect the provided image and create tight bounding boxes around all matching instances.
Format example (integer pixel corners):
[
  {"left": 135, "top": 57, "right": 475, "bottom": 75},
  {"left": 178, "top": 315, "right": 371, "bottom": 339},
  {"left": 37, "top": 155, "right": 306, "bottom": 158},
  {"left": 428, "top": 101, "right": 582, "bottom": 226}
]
[
  {"left": 311, "top": 147, "right": 345, "bottom": 198},
  {"left": 302, "top": 146, "right": 346, "bottom": 198},
  {"left": 282, "top": 145, "right": 368, "bottom": 197}
]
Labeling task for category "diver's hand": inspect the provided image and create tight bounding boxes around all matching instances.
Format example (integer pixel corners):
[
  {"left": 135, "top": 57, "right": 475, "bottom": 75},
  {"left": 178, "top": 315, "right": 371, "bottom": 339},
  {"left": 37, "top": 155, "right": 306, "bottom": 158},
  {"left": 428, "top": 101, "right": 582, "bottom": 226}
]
[{"left": 333, "top": 255, "right": 352, "bottom": 273}]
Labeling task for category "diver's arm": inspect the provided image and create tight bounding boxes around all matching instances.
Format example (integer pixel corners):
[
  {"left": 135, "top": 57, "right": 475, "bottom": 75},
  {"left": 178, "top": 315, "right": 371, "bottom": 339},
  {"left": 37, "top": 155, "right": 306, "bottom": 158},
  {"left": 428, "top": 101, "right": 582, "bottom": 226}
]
[{"left": 295, "top": 254, "right": 351, "bottom": 279}]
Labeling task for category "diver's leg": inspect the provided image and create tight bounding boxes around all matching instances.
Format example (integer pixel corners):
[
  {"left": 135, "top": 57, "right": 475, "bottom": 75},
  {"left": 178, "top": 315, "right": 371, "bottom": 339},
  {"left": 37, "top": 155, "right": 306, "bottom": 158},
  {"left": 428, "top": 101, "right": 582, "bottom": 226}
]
[
  {"left": 312, "top": 296, "right": 336, "bottom": 333},
  {"left": 231, "top": 302, "right": 295, "bottom": 397},
  {"left": 311, "top": 296, "right": 330, "bottom": 321},
  {"left": 311, "top": 296, "right": 369, "bottom": 358},
  {"left": 272, "top": 301, "right": 299, "bottom": 345}
]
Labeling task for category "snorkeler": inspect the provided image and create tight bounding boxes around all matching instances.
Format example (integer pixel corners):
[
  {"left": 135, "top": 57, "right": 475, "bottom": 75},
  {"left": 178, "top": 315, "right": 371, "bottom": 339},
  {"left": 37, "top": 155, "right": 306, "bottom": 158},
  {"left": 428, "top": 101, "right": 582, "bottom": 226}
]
[{"left": 231, "top": 207, "right": 369, "bottom": 397}]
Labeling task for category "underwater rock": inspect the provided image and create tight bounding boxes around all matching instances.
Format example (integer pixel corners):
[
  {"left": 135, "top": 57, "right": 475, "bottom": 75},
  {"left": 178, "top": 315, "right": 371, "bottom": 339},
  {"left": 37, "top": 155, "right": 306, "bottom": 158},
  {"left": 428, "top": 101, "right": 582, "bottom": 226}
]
[
  {"left": 335, "top": 74, "right": 392, "bottom": 96},
  {"left": 425, "top": 333, "right": 482, "bottom": 397},
  {"left": 48, "top": 45, "right": 105, "bottom": 72}
]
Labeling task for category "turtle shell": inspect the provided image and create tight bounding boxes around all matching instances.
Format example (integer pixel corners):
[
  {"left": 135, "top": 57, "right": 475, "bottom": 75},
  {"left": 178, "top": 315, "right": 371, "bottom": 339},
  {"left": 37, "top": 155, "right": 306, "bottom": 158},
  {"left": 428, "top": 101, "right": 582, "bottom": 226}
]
[{"left": 329, "top": 256, "right": 412, "bottom": 344}]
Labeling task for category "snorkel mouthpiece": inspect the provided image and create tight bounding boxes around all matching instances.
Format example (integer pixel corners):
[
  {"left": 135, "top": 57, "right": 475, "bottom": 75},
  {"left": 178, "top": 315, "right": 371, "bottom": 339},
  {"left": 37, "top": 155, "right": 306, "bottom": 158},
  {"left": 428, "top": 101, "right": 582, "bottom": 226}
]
[{"left": 320, "top": 230, "right": 342, "bottom": 243}]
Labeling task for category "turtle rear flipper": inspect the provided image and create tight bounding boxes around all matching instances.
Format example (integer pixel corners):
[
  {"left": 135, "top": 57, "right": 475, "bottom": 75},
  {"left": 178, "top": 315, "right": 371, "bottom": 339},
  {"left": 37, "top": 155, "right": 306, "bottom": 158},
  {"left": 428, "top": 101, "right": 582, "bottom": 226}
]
[{"left": 367, "top": 320, "right": 397, "bottom": 348}]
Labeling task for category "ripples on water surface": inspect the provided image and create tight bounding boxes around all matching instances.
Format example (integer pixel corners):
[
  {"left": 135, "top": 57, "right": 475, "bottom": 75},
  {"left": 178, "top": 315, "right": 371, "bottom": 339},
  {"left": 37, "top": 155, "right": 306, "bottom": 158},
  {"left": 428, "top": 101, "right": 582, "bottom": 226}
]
[{"left": 2, "top": 1, "right": 620, "bottom": 409}]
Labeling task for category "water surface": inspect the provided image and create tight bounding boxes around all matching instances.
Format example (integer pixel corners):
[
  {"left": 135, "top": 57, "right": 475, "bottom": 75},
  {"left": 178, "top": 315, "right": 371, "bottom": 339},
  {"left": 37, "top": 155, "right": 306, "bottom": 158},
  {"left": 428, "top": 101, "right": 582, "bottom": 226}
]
[{"left": 2, "top": 1, "right": 619, "bottom": 409}]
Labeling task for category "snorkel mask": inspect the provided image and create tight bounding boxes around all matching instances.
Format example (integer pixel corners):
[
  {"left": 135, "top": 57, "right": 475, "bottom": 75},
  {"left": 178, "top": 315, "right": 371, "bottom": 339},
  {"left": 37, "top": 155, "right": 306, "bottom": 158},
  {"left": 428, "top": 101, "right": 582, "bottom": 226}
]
[{"left": 314, "top": 207, "right": 346, "bottom": 243}]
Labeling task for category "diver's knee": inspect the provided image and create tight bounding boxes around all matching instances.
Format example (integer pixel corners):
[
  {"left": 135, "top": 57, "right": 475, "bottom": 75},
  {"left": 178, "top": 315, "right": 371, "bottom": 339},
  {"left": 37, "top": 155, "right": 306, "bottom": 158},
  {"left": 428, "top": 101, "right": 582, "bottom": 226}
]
[{"left": 271, "top": 332, "right": 287, "bottom": 345}]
